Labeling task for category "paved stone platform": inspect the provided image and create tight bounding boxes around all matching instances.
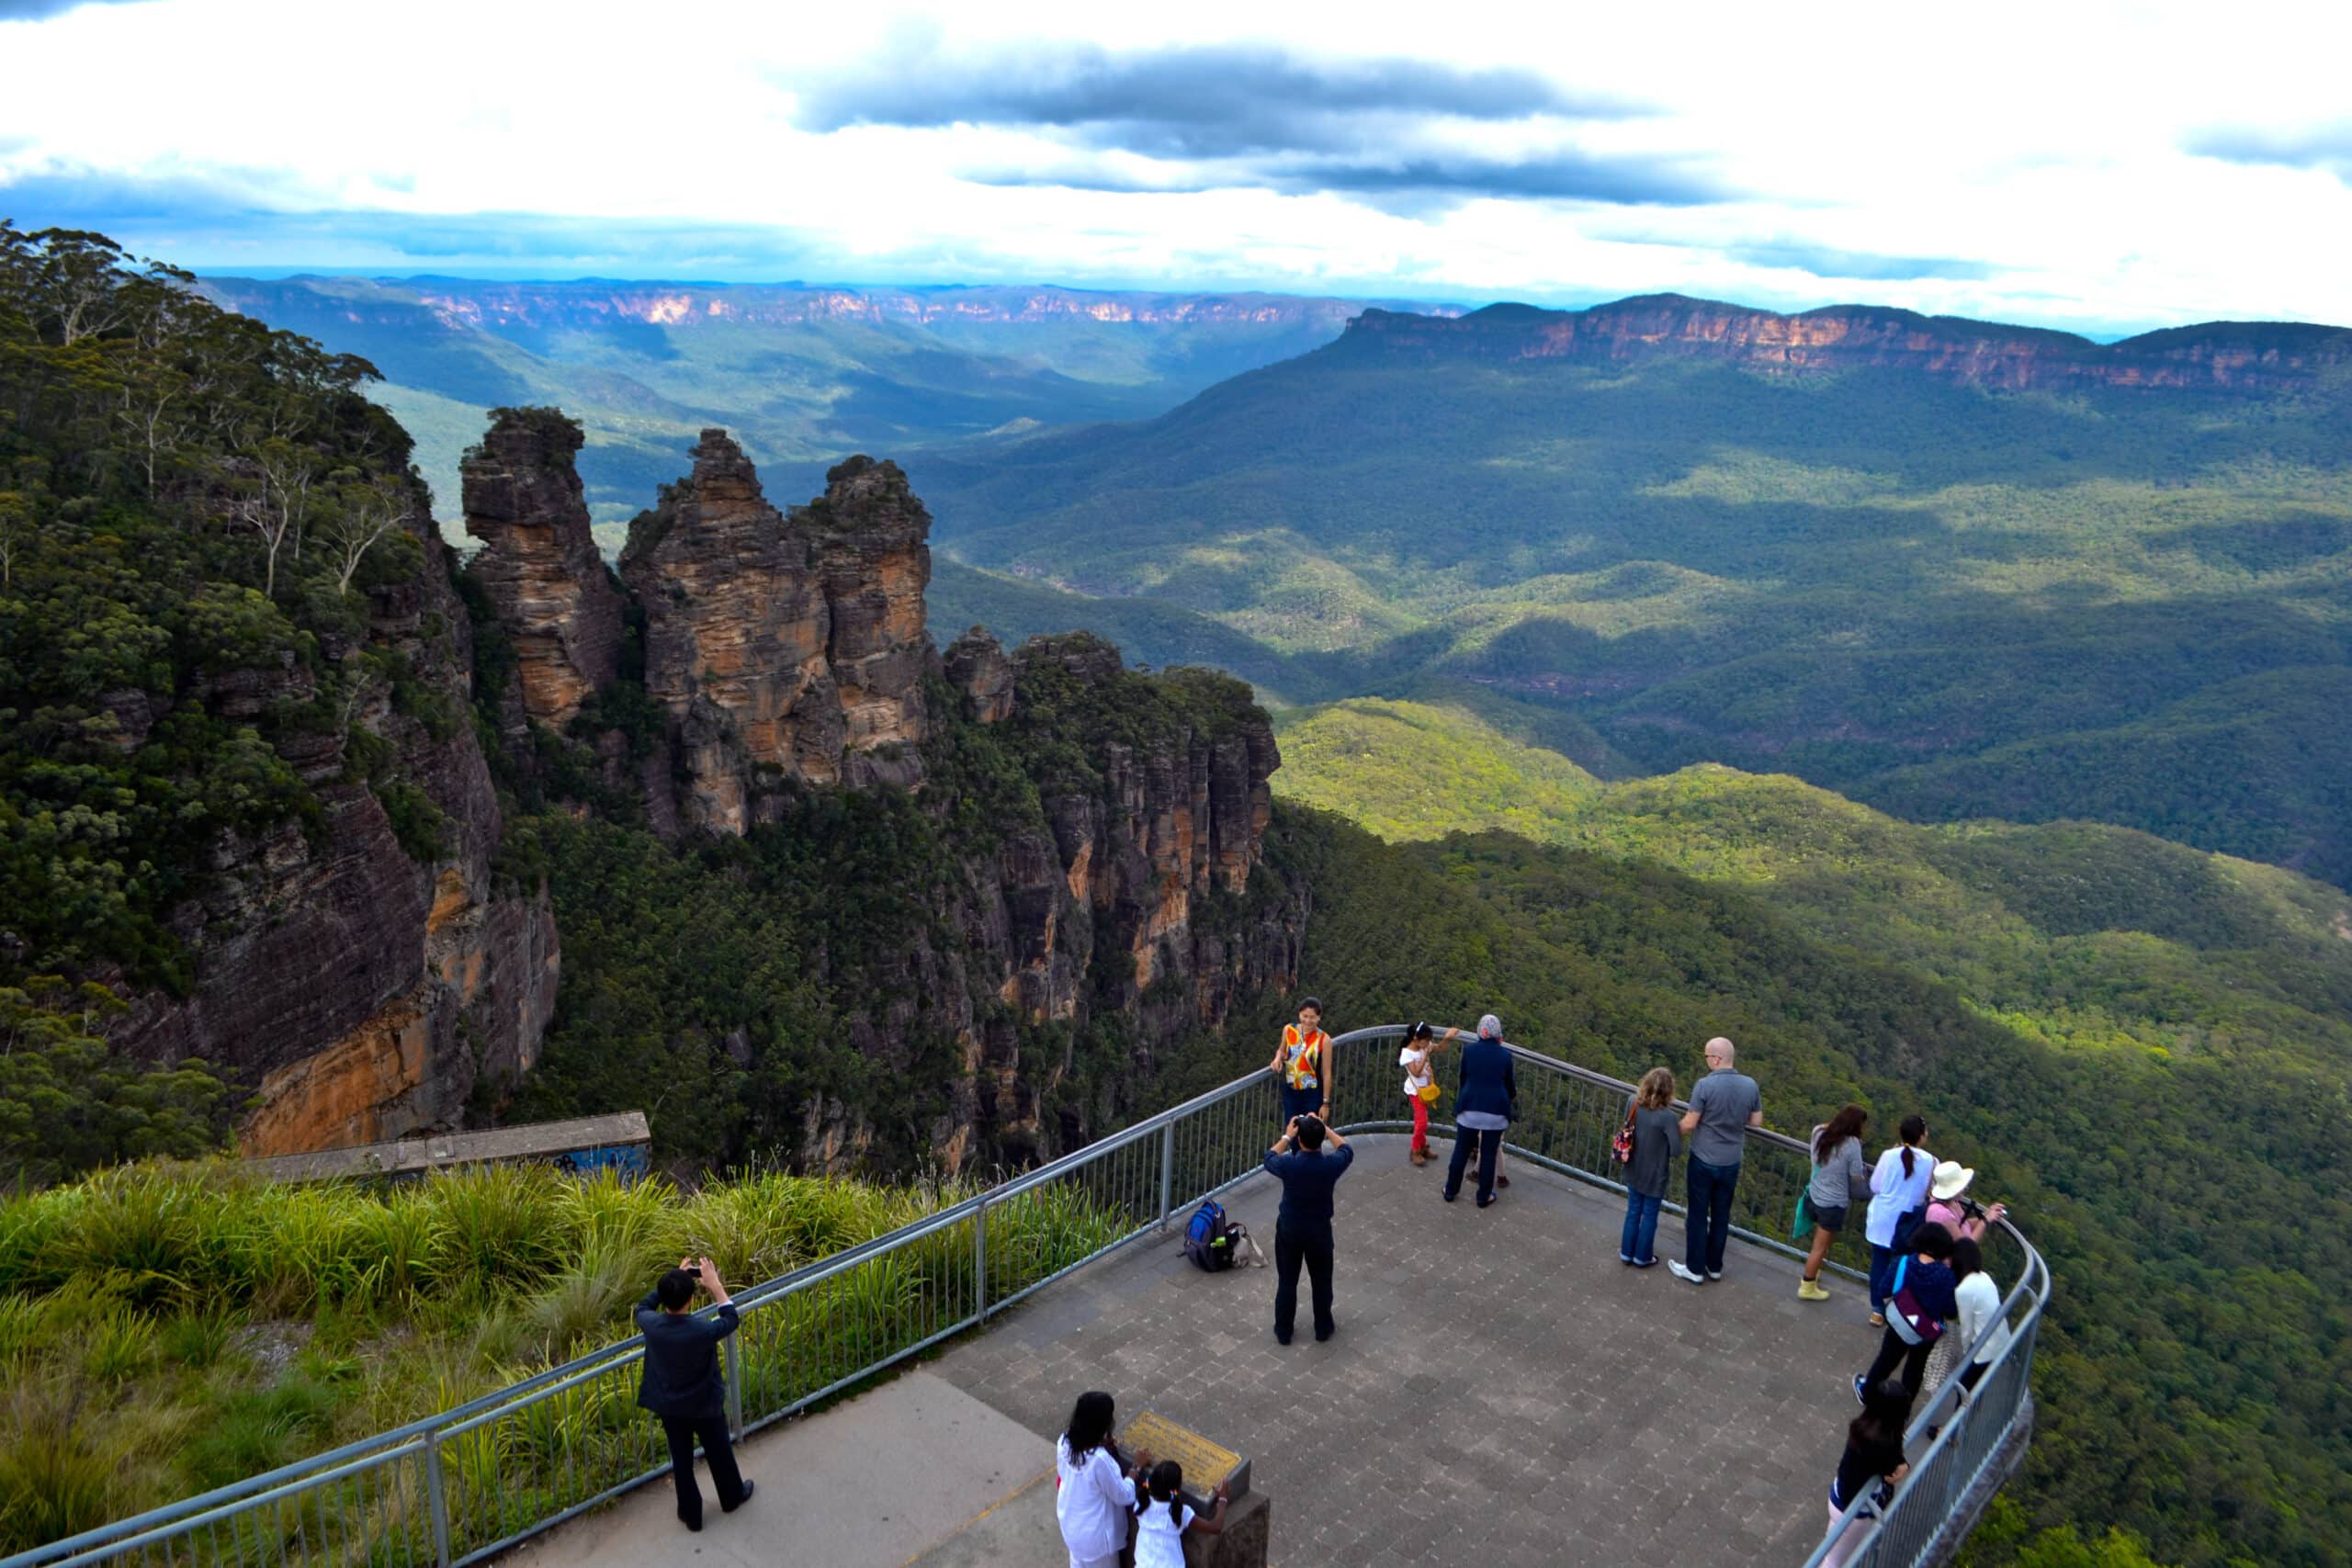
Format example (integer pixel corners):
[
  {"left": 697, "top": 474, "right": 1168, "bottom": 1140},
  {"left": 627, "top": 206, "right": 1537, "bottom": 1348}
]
[
  {"left": 496, "top": 1135, "right": 1883, "bottom": 1566},
  {"left": 932, "top": 1134, "right": 1883, "bottom": 1567}
]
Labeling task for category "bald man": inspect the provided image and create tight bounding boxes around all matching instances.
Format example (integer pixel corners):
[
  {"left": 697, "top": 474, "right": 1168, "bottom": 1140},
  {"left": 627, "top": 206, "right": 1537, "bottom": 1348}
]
[{"left": 1668, "top": 1036, "right": 1763, "bottom": 1285}]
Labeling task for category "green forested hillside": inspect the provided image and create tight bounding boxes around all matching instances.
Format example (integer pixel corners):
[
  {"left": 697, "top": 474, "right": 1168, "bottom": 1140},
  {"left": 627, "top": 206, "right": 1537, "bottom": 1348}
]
[
  {"left": 1193, "top": 805, "right": 2351, "bottom": 1568},
  {"left": 912, "top": 330, "right": 2352, "bottom": 884}
]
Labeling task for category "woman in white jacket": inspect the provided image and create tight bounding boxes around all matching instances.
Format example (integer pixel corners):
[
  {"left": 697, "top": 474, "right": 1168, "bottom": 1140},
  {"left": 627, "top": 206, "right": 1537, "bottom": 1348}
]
[
  {"left": 1055, "top": 1391, "right": 1149, "bottom": 1568},
  {"left": 1923, "top": 1235, "right": 2011, "bottom": 1412}
]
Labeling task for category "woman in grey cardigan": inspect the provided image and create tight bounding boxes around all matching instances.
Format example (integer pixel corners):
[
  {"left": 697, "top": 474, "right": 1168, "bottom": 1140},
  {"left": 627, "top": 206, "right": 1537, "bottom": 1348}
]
[
  {"left": 1802, "top": 1104, "right": 1871, "bottom": 1301},
  {"left": 1619, "top": 1066, "right": 1682, "bottom": 1268}
]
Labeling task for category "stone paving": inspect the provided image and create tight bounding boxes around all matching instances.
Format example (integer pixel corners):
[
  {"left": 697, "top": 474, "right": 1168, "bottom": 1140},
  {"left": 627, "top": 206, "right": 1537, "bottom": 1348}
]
[{"left": 931, "top": 1134, "right": 1883, "bottom": 1567}]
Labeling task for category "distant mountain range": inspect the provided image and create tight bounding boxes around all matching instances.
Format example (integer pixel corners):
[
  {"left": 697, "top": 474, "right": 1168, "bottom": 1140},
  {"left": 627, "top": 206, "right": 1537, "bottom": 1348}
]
[
  {"left": 195, "top": 276, "right": 1460, "bottom": 539},
  {"left": 914, "top": 291, "right": 2352, "bottom": 886}
]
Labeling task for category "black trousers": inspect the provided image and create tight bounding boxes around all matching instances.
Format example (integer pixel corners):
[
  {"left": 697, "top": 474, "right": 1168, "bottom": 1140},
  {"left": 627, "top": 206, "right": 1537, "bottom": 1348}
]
[
  {"left": 1273, "top": 1223, "right": 1334, "bottom": 1341},
  {"left": 1861, "top": 1325, "right": 1933, "bottom": 1396},
  {"left": 661, "top": 1413, "right": 746, "bottom": 1527},
  {"left": 1445, "top": 1124, "right": 1504, "bottom": 1203}
]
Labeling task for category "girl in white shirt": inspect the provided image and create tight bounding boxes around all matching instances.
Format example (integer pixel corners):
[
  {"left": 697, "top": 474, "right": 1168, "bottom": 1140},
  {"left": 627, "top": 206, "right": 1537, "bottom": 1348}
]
[
  {"left": 1863, "top": 1115, "right": 1935, "bottom": 1327},
  {"left": 1055, "top": 1392, "right": 1145, "bottom": 1568},
  {"left": 1398, "top": 1021, "right": 1456, "bottom": 1166},
  {"left": 1133, "top": 1459, "right": 1230, "bottom": 1568}
]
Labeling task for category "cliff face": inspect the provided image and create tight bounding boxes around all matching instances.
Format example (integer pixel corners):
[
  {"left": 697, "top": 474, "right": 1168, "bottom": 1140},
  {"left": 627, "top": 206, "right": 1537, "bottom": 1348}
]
[
  {"left": 120, "top": 481, "right": 560, "bottom": 1156},
  {"left": 839, "top": 630, "right": 1302, "bottom": 1170},
  {"left": 461, "top": 409, "right": 626, "bottom": 734},
  {"left": 1341, "top": 296, "right": 2352, "bottom": 392},
  {"left": 618, "top": 435, "right": 929, "bottom": 829}
]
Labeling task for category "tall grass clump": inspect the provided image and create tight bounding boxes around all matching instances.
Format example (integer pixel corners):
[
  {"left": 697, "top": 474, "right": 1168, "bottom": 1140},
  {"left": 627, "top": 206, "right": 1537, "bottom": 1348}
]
[{"left": 0, "top": 1156, "right": 1144, "bottom": 1556}]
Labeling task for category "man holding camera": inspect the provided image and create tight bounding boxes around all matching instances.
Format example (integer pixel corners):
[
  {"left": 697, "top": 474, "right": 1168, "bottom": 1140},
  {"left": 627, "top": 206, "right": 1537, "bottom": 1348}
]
[
  {"left": 636, "top": 1256, "right": 755, "bottom": 1532},
  {"left": 1263, "top": 1113, "right": 1355, "bottom": 1345}
]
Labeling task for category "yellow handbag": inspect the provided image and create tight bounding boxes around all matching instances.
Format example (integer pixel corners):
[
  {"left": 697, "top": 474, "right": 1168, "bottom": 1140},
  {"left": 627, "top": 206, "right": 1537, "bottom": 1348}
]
[{"left": 1417, "top": 1082, "right": 1442, "bottom": 1103}]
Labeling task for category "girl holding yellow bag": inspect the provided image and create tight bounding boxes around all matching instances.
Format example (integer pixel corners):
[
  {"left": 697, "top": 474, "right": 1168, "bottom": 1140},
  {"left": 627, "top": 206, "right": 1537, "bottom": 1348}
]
[{"left": 1399, "top": 1021, "right": 1456, "bottom": 1167}]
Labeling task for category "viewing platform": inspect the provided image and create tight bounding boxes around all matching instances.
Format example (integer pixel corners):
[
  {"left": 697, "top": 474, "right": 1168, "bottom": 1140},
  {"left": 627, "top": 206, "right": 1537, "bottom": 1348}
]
[
  {"left": 6, "top": 1031, "right": 2044, "bottom": 1568},
  {"left": 503, "top": 1138, "right": 1889, "bottom": 1568}
]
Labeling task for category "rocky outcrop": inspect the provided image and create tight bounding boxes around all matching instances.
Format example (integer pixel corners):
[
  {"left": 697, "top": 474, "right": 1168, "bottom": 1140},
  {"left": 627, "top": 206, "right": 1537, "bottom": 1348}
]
[
  {"left": 944, "top": 626, "right": 1014, "bottom": 723},
  {"left": 808, "top": 457, "right": 932, "bottom": 784},
  {"left": 1340, "top": 297, "right": 2352, "bottom": 393},
  {"left": 814, "top": 633, "right": 1302, "bottom": 1170},
  {"left": 619, "top": 435, "right": 930, "bottom": 830},
  {"left": 462, "top": 408, "right": 625, "bottom": 732},
  {"left": 119, "top": 477, "right": 560, "bottom": 1156}
]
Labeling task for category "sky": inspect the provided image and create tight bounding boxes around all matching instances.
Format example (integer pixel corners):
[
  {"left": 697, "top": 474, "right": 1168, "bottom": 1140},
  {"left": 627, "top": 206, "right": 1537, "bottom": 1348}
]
[{"left": 4, "top": 0, "right": 2350, "bottom": 333}]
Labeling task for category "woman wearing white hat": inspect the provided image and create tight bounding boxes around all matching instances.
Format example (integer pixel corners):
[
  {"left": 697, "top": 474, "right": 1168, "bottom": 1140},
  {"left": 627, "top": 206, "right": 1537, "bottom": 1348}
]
[{"left": 1923, "top": 1161, "right": 2006, "bottom": 1245}]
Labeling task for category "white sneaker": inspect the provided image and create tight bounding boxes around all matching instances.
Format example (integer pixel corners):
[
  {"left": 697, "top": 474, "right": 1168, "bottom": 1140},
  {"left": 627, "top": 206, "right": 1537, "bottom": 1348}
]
[
  {"left": 1667, "top": 1260, "right": 1705, "bottom": 1284},
  {"left": 1707, "top": 1270, "right": 1724, "bottom": 1280}
]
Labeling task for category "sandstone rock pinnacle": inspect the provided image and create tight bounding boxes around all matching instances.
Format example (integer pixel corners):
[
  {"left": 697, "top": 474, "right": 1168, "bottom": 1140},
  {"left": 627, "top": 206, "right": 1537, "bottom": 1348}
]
[
  {"left": 620, "top": 433, "right": 932, "bottom": 831},
  {"left": 461, "top": 408, "right": 625, "bottom": 731}
]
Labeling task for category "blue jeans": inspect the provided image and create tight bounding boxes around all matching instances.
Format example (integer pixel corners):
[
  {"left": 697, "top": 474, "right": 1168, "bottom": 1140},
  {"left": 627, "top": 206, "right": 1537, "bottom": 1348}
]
[
  {"left": 1868, "top": 1210, "right": 1926, "bottom": 1312},
  {"left": 1685, "top": 1155, "right": 1739, "bottom": 1274},
  {"left": 1280, "top": 1083, "right": 1323, "bottom": 1125},
  {"left": 1621, "top": 1189, "right": 1664, "bottom": 1263}
]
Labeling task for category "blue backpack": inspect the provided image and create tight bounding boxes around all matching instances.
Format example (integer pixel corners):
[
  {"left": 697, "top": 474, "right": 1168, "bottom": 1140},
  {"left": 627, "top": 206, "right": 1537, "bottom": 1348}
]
[{"left": 1184, "top": 1199, "right": 1242, "bottom": 1271}]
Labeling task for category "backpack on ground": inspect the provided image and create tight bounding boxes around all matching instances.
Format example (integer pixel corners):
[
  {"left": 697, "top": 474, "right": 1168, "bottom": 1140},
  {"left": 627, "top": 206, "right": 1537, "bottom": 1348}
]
[{"left": 1182, "top": 1199, "right": 1261, "bottom": 1271}]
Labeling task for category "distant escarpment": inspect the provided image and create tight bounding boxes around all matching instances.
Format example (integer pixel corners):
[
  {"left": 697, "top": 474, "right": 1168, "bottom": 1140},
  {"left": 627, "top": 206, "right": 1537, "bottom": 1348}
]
[
  {"left": 460, "top": 412, "right": 1304, "bottom": 1171},
  {"left": 1342, "top": 295, "right": 2352, "bottom": 392}
]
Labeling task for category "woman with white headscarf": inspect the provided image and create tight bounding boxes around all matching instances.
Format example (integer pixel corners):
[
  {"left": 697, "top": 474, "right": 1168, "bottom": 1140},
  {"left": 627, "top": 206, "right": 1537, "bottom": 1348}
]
[{"left": 1442, "top": 1014, "right": 1518, "bottom": 1208}]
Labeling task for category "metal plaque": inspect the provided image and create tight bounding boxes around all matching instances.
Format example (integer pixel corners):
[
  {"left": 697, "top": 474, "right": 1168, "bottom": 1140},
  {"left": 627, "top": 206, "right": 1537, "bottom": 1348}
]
[{"left": 1117, "top": 1410, "right": 1251, "bottom": 1506}]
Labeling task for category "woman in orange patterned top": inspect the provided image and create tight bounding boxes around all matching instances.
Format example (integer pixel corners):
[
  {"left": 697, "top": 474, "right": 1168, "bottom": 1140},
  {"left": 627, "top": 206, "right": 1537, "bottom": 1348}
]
[{"left": 1267, "top": 998, "right": 1333, "bottom": 1126}]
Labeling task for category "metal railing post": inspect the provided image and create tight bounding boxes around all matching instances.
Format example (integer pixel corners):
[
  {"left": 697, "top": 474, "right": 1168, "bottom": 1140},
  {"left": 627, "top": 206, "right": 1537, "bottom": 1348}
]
[
  {"left": 1158, "top": 1122, "right": 1175, "bottom": 1230},
  {"left": 725, "top": 1337, "right": 744, "bottom": 1440},
  {"left": 974, "top": 1193, "right": 989, "bottom": 1323},
  {"left": 422, "top": 1427, "right": 452, "bottom": 1568}
]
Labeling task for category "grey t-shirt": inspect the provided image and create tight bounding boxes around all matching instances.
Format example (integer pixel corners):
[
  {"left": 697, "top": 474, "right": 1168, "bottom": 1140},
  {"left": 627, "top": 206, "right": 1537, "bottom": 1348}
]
[
  {"left": 1807, "top": 1127, "right": 1871, "bottom": 1208},
  {"left": 1687, "top": 1068, "right": 1761, "bottom": 1167},
  {"left": 1626, "top": 1100, "right": 1683, "bottom": 1198}
]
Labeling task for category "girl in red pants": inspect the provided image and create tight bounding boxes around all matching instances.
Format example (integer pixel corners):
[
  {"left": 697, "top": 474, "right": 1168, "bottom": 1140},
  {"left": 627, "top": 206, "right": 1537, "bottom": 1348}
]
[{"left": 1399, "top": 1021, "right": 1456, "bottom": 1165}]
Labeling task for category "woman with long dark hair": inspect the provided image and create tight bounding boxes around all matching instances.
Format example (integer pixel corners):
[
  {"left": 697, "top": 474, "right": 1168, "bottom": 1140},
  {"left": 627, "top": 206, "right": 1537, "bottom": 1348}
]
[
  {"left": 1055, "top": 1391, "right": 1148, "bottom": 1568},
  {"left": 1862, "top": 1114, "right": 1935, "bottom": 1325},
  {"left": 1801, "top": 1104, "right": 1870, "bottom": 1302},
  {"left": 1822, "top": 1378, "right": 1912, "bottom": 1567}
]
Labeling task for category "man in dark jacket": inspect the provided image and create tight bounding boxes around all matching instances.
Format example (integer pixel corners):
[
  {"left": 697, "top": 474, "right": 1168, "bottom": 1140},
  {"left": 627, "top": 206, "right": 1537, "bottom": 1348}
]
[
  {"left": 1263, "top": 1113, "right": 1356, "bottom": 1344},
  {"left": 1444, "top": 1013, "right": 1518, "bottom": 1208},
  {"left": 636, "top": 1256, "right": 754, "bottom": 1531}
]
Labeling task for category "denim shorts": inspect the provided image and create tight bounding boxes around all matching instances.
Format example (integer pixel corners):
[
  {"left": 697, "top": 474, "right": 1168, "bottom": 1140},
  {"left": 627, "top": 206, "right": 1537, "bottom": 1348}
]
[{"left": 1812, "top": 1202, "right": 1849, "bottom": 1233}]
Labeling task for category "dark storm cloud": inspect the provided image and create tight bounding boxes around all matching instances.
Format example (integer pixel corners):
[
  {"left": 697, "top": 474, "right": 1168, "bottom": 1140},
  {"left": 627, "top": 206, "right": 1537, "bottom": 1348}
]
[
  {"left": 793, "top": 40, "right": 1724, "bottom": 211},
  {"left": 2182, "top": 124, "right": 2352, "bottom": 182},
  {"left": 795, "top": 42, "right": 1640, "bottom": 154},
  {"left": 1722, "top": 242, "right": 1996, "bottom": 282}
]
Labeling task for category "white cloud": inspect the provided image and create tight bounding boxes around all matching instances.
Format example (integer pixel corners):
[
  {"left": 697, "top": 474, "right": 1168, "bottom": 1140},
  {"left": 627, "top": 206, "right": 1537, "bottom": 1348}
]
[{"left": 2, "top": 0, "right": 2348, "bottom": 330}]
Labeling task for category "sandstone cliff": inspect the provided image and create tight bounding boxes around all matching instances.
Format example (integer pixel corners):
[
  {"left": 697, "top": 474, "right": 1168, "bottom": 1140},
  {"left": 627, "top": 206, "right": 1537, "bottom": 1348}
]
[
  {"left": 462, "top": 408, "right": 626, "bottom": 735},
  {"left": 820, "top": 629, "right": 1301, "bottom": 1169},
  {"left": 456, "top": 421, "right": 1305, "bottom": 1174},
  {"left": 119, "top": 476, "right": 559, "bottom": 1156},
  {"left": 1341, "top": 296, "right": 2352, "bottom": 392},
  {"left": 616, "top": 434, "right": 929, "bottom": 829}
]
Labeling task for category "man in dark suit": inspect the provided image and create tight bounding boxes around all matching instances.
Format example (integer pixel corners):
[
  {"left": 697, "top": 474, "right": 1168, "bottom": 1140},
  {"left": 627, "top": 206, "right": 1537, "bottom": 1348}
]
[
  {"left": 1444, "top": 1013, "right": 1518, "bottom": 1208},
  {"left": 1263, "top": 1113, "right": 1356, "bottom": 1344},
  {"left": 636, "top": 1256, "right": 755, "bottom": 1531}
]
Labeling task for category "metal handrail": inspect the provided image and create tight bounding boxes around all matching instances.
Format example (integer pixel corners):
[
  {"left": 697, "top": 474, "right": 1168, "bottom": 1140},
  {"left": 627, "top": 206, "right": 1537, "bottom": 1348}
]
[{"left": 5, "top": 1027, "right": 2044, "bottom": 1568}]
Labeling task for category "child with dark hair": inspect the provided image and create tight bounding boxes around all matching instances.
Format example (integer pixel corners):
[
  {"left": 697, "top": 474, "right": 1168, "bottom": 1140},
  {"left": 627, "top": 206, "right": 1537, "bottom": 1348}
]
[
  {"left": 1132, "top": 1459, "right": 1229, "bottom": 1568},
  {"left": 1398, "top": 1021, "right": 1456, "bottom": 1166},
  {"left": 1823, "top": 1378, "right": 1912, "bottom": 1567},
  {"left": 1853, "top": 1222, "right": 1958, "bottom": 1403},
  {"left": 1056, "top": 1391, "right": 1148, "bottom": 1568}
]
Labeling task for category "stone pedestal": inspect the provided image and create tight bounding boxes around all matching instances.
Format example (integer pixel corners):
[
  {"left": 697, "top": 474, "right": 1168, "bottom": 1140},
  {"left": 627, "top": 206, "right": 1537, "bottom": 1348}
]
[
  {"left": 1117, "top": 1410, "right": 1267, "bottom": 1568},
  {"left": 1184, "top": 1490, "right": 1269, "bottom": 1568}
]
